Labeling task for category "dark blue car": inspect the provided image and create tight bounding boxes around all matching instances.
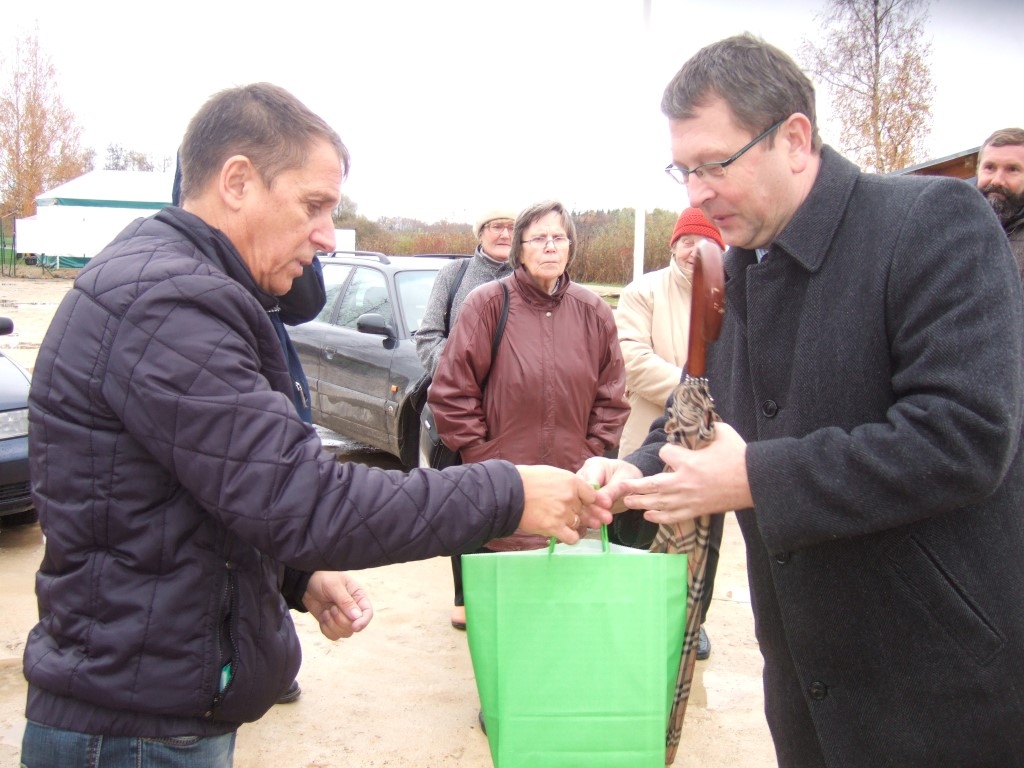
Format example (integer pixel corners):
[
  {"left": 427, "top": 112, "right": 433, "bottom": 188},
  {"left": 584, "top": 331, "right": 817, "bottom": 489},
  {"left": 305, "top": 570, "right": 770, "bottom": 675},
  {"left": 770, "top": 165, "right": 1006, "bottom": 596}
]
[{"left": 0, "top": 317, "right": 34, "bottom": 525}]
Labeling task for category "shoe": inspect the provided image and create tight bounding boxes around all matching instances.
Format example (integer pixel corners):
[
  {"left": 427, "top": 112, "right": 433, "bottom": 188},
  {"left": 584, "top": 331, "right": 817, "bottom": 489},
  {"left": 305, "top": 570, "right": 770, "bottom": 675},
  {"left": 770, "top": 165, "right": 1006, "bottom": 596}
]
[
  {"left": 276, "top": 679, "right": 302, "bottom": 704},
  {"left": 451, "top": 605, "right": 467, "bottom": 631},
  {"left": 696, "top": 625, "right": 711, "bottom": 661},
  {"left": 478, "top": 709, "right": 487, "bottom": 735}
]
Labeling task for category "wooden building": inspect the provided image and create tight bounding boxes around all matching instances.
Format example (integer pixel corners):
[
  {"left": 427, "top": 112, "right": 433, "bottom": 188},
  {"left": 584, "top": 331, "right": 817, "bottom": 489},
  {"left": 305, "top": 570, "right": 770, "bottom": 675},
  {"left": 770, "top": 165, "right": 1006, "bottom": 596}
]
[{"left": 895, "top": 146, "right": 981, "bottom": 181}]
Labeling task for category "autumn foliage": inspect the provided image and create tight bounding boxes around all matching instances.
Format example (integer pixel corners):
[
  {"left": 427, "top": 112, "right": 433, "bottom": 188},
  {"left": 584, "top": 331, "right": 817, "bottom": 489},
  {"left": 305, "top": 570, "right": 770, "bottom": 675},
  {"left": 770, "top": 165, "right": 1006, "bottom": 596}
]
[
  {"left": 0, "top": 30, "right": 94, "bottom": 222},
  {"left": 801, "top": 0, "right": 934, "bottom": 173},
  {"left": 334, "top": 199, "right": 681, "bottom": 287}
]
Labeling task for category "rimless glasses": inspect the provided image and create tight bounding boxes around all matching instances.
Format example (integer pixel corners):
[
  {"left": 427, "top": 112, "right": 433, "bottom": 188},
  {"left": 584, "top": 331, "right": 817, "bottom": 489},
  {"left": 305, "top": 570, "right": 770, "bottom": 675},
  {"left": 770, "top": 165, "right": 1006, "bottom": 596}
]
[{"left": 664, "top": 118, "right": 786, "bottom": 185}]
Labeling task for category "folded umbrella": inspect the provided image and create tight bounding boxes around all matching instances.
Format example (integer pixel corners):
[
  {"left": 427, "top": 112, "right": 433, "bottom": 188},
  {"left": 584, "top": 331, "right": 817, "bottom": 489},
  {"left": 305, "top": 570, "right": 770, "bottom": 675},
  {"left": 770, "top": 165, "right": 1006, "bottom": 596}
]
[{"left": 650, "top": 239, "right": 726, "bottom": 765}]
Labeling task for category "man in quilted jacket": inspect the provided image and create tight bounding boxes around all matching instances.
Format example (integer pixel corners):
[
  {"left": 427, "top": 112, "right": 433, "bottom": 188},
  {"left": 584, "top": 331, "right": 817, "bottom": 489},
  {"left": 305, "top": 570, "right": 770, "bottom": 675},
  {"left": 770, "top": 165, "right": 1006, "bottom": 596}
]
[{"left": 20, "top": 83, "right": 604, "bottom": 768}]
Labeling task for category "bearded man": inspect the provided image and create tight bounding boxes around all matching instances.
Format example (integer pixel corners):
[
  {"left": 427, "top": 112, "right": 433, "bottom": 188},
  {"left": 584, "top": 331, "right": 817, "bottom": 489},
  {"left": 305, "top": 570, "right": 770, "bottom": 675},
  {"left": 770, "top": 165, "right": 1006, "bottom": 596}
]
[{"left": 978, "top": 127, "right": 1024, "bottom": 277}]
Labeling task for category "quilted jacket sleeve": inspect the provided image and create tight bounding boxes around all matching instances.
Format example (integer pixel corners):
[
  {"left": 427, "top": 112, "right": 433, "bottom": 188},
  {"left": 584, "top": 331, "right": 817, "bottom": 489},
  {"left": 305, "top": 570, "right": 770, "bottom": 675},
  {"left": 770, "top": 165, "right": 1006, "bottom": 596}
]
[{"left": 100, "top": 273, "right": 523, "bottom": 571}]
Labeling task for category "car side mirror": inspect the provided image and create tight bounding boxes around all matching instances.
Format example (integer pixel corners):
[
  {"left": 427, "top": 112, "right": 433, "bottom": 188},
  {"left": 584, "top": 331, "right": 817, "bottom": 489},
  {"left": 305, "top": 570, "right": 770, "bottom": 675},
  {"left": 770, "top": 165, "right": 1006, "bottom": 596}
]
[{"left": 356, "top": 312, "right": 396, "bottom": 340}]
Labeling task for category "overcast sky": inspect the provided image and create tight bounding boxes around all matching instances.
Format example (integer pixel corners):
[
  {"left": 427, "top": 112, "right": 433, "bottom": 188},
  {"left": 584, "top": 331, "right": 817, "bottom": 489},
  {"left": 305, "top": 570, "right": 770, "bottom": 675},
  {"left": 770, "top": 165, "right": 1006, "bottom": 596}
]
[{"left": 5, "top": 0, "right": 1021, "bottom": 224}]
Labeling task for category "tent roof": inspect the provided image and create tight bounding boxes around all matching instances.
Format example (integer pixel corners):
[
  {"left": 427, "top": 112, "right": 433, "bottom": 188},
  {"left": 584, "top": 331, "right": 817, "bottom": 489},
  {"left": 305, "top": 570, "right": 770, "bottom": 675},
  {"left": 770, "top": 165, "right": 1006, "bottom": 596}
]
[{"left": 36, "top": 169, "right": 174, "bottom": 209}]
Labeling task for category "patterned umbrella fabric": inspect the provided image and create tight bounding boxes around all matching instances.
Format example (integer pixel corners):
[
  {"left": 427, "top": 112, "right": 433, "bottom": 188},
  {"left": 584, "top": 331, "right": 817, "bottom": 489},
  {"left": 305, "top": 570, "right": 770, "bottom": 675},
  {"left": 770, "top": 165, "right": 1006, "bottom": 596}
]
[{"left": 650, "top": 240, "right": 725, "bottom": 765}]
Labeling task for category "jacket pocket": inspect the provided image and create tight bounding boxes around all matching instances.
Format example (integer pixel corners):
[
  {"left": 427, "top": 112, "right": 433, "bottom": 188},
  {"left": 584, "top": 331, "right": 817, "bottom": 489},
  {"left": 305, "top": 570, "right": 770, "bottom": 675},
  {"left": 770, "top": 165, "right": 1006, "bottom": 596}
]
[{"left": 884, "top": 534, "right": 1003, "bottom": 665}]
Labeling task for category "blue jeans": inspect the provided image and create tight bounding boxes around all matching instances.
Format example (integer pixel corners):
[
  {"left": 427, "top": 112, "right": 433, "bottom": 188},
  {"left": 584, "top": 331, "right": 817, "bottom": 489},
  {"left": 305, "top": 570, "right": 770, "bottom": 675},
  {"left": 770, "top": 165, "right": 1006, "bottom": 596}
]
[{"left": 21, "top": 721, "right": 236, "bottom": 768}]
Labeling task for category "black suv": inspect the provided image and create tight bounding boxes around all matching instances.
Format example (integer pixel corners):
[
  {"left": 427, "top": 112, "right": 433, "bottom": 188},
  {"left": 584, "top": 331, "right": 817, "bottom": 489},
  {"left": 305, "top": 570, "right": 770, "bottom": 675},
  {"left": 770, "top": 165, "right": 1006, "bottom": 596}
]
[{"left": 290, "top": 251, "right": 468, "bottom": 468}]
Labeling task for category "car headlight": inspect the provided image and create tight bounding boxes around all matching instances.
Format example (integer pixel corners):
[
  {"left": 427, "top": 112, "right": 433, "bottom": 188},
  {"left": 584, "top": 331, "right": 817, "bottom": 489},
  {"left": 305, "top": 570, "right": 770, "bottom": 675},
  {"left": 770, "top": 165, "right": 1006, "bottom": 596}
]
[{"left": 0, "top": 408, "right": 29, "bottom": 439}]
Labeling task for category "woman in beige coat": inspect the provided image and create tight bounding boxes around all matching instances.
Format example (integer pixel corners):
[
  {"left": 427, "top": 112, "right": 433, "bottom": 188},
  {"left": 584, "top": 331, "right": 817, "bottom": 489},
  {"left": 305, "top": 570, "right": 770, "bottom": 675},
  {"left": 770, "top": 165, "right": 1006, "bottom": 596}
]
[
  {"left": 616, "top": 207, "right": 725, "bottom": 454},
  {"left": 613, "top": 205, "right": 725, "bottom": 658}
]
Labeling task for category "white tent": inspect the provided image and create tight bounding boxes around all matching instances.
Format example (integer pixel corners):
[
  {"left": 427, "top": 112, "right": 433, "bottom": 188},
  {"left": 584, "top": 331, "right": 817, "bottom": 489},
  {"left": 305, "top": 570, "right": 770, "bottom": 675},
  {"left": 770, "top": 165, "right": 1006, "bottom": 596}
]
[
  {"left": 14, "top": 169, "right": 356, "bottom": 268},
  {"left": 15, "top": 170, "right": 173, "bottom": 267}
]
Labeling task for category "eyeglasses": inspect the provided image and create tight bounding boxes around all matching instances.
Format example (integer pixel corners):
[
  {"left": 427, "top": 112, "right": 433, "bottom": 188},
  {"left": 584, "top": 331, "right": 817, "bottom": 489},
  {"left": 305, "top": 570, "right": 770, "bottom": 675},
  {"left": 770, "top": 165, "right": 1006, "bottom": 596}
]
[
  {"left": 522, "top": 235, "right": 571, "bottom": 249},
  {"left": 664, "top": 118, "right": 786, "bottom": 185},
  {"left": 485, "top": 221, "right": 515, "bottom": 234}
]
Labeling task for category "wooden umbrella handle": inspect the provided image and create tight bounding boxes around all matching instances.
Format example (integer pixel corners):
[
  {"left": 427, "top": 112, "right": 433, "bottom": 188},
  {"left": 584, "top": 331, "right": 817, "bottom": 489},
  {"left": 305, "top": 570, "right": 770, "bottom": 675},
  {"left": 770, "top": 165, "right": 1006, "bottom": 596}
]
[{"left": 686, "top": 240, "right": 726, "bottom": 377}]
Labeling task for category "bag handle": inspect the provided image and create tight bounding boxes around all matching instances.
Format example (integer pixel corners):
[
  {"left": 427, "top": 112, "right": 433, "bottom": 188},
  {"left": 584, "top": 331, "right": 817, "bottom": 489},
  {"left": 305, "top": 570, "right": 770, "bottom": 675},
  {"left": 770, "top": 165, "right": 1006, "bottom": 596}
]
[{"left": 548, "top": 524, "right": 610, "bottom": 554}]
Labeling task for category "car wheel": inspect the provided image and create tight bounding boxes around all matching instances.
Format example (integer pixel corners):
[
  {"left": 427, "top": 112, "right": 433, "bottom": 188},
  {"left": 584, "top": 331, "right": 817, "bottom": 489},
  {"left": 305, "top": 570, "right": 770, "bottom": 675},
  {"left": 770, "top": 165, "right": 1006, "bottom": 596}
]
[{"left": 0, "top": 509, "right": 39, "bottom": 528}]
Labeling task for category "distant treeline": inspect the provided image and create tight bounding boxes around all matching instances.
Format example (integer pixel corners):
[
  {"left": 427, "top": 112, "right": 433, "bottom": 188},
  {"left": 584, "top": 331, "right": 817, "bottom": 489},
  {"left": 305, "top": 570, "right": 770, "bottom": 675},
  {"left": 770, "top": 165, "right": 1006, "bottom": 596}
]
[{"left": 334, "top": 207, "right": 682, "bottom": 286}]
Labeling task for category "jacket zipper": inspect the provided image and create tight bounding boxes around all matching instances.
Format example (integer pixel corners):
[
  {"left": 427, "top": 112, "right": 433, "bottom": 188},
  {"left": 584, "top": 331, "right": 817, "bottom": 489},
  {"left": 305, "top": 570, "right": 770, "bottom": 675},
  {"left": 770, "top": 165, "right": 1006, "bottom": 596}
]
[{"left": 207, "top": 560, "right": 240, "bottom": 718}]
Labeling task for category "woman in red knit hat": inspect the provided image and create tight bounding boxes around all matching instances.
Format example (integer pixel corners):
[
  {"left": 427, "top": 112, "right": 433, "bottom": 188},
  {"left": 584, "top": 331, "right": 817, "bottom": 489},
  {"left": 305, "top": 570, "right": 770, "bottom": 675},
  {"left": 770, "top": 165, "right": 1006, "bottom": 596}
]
[
  {"left": 612, "top": 205, "right": 725, "bottom": 659},
  {"left": 615, "top": 206, "right": 724, "bottom": 457}
]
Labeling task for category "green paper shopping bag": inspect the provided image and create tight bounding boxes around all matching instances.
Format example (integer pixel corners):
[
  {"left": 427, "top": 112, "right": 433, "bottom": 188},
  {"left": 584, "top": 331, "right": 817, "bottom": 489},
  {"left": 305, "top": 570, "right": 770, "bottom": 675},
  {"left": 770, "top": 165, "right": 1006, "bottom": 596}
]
[{"left": 463, "top": 528, "right": 687, "bottom": 768}]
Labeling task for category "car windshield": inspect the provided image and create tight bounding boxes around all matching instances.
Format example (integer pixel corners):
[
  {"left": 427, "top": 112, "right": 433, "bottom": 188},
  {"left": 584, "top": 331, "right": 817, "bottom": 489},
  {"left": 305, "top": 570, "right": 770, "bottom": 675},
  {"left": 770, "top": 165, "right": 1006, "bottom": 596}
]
[{"left": 397, "top": 270, "right": 440, "bottom": 336}]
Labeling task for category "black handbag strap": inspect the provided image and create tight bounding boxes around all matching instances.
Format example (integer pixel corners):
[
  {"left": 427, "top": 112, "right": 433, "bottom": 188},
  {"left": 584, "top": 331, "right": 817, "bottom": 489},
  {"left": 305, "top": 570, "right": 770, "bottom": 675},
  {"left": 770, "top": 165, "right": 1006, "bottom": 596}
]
[
  {"left": 480, "top": 281, "right": 509, "bottom": 391},
  {"left": 430, "top": 280, "right": 509, "bottom": 468},
  {"left": 413, "top": 258, "right": 490, "bottom": 417},
  {"left": 443, "top": 258, "right": 471, "bottom": 336}
]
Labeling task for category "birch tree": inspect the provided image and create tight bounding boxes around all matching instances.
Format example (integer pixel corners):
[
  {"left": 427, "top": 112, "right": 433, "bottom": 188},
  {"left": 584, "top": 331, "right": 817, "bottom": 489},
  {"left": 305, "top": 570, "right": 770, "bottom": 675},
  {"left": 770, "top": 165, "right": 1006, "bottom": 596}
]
[{"left": 801, "top": 0, "right": 934, "bottom": 173}]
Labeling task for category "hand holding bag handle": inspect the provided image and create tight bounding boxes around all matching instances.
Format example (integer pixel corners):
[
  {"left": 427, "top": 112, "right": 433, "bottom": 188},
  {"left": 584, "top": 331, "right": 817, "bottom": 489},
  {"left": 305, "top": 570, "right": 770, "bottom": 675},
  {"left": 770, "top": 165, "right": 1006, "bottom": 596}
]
[{"left": 548, "top": 520, "right": 611, "bottom": 553}]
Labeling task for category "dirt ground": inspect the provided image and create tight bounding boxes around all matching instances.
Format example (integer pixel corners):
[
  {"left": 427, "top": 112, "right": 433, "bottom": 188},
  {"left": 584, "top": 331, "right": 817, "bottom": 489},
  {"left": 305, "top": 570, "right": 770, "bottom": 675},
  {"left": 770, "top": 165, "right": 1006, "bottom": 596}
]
[{"left": 0, "top": 271, "right": 777, "bottom": 767}]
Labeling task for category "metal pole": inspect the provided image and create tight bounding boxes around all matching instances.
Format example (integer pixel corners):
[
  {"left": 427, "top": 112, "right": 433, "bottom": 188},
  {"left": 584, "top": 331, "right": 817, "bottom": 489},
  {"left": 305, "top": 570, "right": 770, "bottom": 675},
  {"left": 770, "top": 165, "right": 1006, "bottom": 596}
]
[{"left": 632, "top": 0, "right": 652, "bottom": 283}]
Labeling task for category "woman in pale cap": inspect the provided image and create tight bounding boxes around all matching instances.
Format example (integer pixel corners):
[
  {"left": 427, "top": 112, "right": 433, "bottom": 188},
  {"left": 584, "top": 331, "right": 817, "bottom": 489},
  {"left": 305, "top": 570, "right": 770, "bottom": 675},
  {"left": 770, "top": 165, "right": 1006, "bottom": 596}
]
[
  {"left": 415, "top": 208, "right": 517, "bottom": 378},
  {"left": 415, "top": 206, "right": 517, "bottom": 631}
]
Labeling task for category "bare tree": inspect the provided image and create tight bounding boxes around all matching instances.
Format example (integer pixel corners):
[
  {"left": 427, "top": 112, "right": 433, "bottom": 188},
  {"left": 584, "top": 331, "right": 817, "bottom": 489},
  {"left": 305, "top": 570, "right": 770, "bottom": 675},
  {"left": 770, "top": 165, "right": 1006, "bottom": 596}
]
[
  {"left": 0, "top": 29, "right": 94, "bottom": 220},
  {"left": 801, "top": 0, "right": 934, "bottom": 173},
  {"left": 104, "top": 144, "right": 155, "bottom": 172},
  {"left": 332, "top": 192, "right": 360, "bottom": 225}
]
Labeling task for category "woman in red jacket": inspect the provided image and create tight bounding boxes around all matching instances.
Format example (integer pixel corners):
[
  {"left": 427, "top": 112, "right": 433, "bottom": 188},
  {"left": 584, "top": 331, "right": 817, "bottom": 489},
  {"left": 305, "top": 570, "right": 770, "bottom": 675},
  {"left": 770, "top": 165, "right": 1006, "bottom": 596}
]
[{"left": 429, "top": 200, "right": 629, "bottom": 553}]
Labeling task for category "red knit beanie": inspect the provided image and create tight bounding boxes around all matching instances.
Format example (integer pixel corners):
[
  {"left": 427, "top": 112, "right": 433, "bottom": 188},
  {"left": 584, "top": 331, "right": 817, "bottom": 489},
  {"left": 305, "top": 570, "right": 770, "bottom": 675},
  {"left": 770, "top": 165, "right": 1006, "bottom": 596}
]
[{"left": 670, "top": 207, "right": 725, "bottom": 251}]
